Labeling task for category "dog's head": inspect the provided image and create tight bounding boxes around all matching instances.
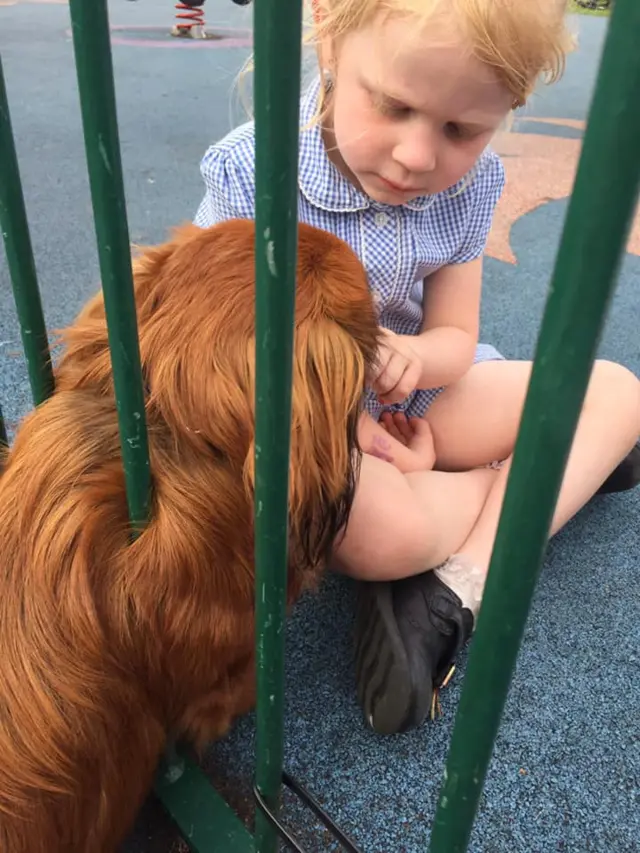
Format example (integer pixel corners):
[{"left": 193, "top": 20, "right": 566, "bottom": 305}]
[{"left": 58, "top": 220, "right": 380, "bottom": 571}]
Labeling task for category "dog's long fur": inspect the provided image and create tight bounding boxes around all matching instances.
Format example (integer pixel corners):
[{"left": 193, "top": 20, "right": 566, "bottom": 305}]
[{"left": 0, "top": 220, "right": 379, "bottom": 853}]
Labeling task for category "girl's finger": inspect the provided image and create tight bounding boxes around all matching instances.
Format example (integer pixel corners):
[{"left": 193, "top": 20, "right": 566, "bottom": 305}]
[
  {"left": 392, "top": 411, "right": 413, "bottom": 443},
  {"left": 380, "top": 411, "right": 405, "bottom": 444},
  {"left": 408, "top": 417, "right": 432, "bottom": 437}
]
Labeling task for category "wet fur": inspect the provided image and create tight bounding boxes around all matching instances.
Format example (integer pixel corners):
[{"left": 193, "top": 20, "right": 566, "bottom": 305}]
[{"left": 0, "top": 220, "right": 379, "bottom": 852}]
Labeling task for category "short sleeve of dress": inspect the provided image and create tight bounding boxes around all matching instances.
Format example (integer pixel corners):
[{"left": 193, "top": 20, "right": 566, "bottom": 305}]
[
  {"left": 450, "top": 150, "right": 505, "bottom": 265},
  {"left": 193, "top": 123, "right": 256, "bottom": 228}
]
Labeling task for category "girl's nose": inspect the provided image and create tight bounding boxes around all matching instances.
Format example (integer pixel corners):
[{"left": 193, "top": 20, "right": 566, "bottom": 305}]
[{"left": 392, "top": 120, "right": 437, "bottom": 176}]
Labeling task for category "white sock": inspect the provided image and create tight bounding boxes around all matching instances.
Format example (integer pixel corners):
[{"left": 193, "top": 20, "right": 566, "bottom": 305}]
[{"left": 434, "top": 554, "right": 486, "bottom": 620}]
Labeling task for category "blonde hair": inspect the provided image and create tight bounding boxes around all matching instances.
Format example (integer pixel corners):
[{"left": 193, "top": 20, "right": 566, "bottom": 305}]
[{"left": 309, "top": 0, "right": 575, "bottom": 109}]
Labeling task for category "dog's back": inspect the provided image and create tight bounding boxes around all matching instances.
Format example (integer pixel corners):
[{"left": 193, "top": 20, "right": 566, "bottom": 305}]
[
  {"left": 0, "top": 392, "right": 167, "bottom": 852},
  {"left": 0, "top": 385, "right": 263, "bottom": 851}
]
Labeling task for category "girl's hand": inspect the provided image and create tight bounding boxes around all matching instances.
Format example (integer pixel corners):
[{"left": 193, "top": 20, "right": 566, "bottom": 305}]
[
  {"left": 357, "top": 411, "right": 435, "bottom": 473},
  {"left": 379, "top": 411, "right": 436, "bottom": 472},
  {"left": 371, "top": 329, "right": 424, "bottom": 405}
]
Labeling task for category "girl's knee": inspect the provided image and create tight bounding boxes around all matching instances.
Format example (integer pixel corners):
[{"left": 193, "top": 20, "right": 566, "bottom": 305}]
[
  {"left": 335, "top": 500, "right": 431, "bottom": 581},
  {"left": 588, "top": 360, "right": 640, "bottom": 428},
  {"left": 332, "top": 456, "right": 435, "bottom": 580}
]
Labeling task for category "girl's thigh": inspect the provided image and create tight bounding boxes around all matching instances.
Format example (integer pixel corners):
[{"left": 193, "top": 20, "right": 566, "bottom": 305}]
[{"left": 425, "top": 360, "right": 533, "bottom": 471}]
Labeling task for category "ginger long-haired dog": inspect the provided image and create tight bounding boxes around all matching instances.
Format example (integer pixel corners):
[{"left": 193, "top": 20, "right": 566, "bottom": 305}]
[{"left": 0, "top": 220, "right": 379, "bottom": 853}]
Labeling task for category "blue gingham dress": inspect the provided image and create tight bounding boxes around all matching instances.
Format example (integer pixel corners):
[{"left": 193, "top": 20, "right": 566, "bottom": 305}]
[{"left": 194, "top": 77, "right": 505, "bottom": 421}]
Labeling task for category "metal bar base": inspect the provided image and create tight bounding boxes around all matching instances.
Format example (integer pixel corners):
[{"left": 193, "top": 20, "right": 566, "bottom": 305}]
[
  {"left": 154, "top": 750, "right": 255, "bottom": 853},
  {"left": 253, "top": 772, "right": 364, "bottom": 853}
]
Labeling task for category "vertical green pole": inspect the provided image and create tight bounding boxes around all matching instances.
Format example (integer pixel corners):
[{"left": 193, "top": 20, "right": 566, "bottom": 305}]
[
  {"left": 0, "top": 403, "right": 7, "bottom": 448},
  {"left": 252, "top": 0, "right": 303, "bottom": 850},
  {"left": 428, "top": 2, "right": 640, "bottom": 852},
  {"left": 67, "top": 0, "right": 150, "bottom": 529},
  {"left": 0, "top": 55, "right": 55, "bottom": 407}
]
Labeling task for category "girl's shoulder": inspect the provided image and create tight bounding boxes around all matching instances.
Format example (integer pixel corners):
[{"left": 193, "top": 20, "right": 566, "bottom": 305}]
[
  {"left": 204, "top": 120, "right": 256, "bottom": 161},
  {"left": 472, "top": 147, "right": 505, "bottom": 194},
  {"left": 425, "top": 148, "right": 505, "bottom": 266},
  {"left": 198, "top": 121, "right": 257, "bottom": 220}
]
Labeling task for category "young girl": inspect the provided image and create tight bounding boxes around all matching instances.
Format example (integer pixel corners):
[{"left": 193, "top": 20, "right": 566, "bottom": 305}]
[{"left": 194, "top": 0, "right": 640, "bottom": 735}]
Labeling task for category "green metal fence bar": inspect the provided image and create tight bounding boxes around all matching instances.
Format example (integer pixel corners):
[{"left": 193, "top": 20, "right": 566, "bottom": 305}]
[
  {"left": 428, "top": 2, "right": 640, "bottom": 851},
  {"left": 0, "top": 403, "right": 8, "bottom": 448},
  {"left": 0, "top": 55, "right": 55, "bottom": 407},
  {"left": 252, "top": 0, "right": 303, "bottom": 849},
  {"left": 67, "top": 0, "right": 150, "bottom": 530},
  {"left": 67, "top": 1, "right": 257, "bottom": 846},
  {"left": 153, "top": 752, "right": 255, "bottom": 853}
]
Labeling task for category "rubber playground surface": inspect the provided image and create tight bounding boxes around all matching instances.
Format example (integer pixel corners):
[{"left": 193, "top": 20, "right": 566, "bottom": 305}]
[{"left": 0, "top": 2, "right": 638, "bottom": 851}]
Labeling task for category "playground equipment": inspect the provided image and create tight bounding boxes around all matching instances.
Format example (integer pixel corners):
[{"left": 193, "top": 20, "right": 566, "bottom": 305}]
[
  {"left": 1, "top": 0, "right": 639, "bottom": 850},
  {"left": 170, "top": 0, "right": 251, "bottom": 40},
  {"left": 171, "top": 0, "right": 208, "bottom": 39},
  {"left": 576, "top": 0, "right": 613, "bottom": 9}
]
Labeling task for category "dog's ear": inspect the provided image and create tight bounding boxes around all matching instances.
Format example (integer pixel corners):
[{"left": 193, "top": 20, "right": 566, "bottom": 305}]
[
  {"left": 289, "top": 316, "right": 369, "bottom": 566},
  {"left": 242, "top": 225, "right": 381, "bottom": 568},
  {"left": 238, "top": 317, "right": 367, "bottom": 570}
]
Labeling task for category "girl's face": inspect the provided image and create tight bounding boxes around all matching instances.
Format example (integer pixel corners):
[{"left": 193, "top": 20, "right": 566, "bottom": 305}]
[{"left": 323, "top": 13, "right": 514, "bottom": 205}]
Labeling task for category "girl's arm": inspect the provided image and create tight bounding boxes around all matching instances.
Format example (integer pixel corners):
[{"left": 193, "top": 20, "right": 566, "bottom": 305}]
[
  {"left": 412, "top": 255, "right": 483, "bottom": 389},
  {"left": 371, "top": 257, "right": 484, "bottom": 405}
]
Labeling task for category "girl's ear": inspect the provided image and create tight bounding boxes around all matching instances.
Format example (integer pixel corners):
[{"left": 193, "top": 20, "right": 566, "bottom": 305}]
[{"left": 311, "top": 0, "right": 336, "bottom": 78}]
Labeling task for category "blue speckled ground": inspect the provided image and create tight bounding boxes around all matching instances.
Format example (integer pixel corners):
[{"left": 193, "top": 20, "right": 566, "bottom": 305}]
[{"left": 0, "top": 4, "right": 638, "bottom": 852}]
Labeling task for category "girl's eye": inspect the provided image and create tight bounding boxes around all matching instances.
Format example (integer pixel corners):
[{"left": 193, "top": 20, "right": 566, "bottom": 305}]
[
  {"left": 377, "top": 97, "right": 412, "bottom": 119},
  {"left": 444, "top": 122, "right": 465, "bottom": 139},
  {"left": 444, "top": 122, "right": 481, "bottom": 141}
]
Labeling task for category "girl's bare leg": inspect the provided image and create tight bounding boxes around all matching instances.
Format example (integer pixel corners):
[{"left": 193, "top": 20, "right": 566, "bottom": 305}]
[
  {"left": 426, "top": 359, "right": 640, "bottom": 576},
  {"left": 354, "top": 358, "right": 640, "bottom": 735},
  {"left": 332, "top": 453, "right": 498, "bottom": 581}
]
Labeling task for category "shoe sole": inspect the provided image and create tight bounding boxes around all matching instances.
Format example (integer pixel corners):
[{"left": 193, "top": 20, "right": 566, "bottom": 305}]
[
  {"left": 597, "top": 441, "right": 640, "bottom": 494},
  {"left": 355, "top": 581, "right": 431, "bottom": 735}
]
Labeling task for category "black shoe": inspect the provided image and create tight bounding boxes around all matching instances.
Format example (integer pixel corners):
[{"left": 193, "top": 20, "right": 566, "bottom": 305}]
[
  {"left": 597, "top": 441, "right": 640, "bottom": 494},
  {"left": 355, "top": 571, "right": 473, "bottom": 735}
]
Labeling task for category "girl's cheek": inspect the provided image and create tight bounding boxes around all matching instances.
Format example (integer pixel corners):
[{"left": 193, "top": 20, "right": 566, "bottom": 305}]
[{"left": 447, "top": 150, "right": 478, "bottom": 182}]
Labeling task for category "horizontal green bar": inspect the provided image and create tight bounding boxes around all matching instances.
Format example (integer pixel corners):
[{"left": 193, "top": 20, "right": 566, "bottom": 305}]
[
  {"left": 0, "top": 54, "right": 55, "bottom": 407},
  {"left": 67, "top": 0, "right": 150, "bottom": 530},
  {"left": 252, "top": 1, "right": 304, "bottom": 852},
  {"left": 153, "top": 751, "right": 255, "bottom": 853},
  {"left": 428, "top": 1, "right": 640, "bottom": 851}
]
